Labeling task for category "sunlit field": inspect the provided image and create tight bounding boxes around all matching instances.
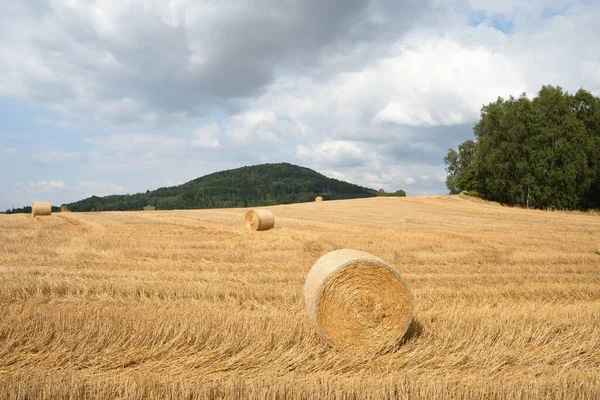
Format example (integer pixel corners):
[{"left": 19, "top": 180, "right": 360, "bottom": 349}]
[{"left": 1, "top": 195, "right": 599, "bottom": 399}]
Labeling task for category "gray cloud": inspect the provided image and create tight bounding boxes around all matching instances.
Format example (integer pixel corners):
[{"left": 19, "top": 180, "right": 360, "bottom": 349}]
[
  {"left": 0, "top": 0, "right": 433, "bottom": 122},
  {"left": 382, "top": 124, "right": 476, "bottom": 164}
]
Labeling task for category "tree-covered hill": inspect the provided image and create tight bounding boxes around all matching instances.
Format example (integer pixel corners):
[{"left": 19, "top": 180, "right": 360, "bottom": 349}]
[
  {"left": 63, "top": 163, "right": 391, "bottom": 212},
  {"left": 444, "top": 85, "right": 600, "bottom": 210}
]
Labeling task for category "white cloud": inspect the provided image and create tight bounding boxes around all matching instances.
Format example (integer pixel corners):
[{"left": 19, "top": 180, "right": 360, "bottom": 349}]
[
  {"left": 27, "top": 180, "right": 67, "bottom": 192},
  {"left": 255, "top": 34, "right": 525, "bottom": 130},
  {"left": 4, "top": 178, "right": 130, "bottom": 209},
  {"left": 222, "top": 109, "right": 309, "bottom": 146},
  {"left": 0, "top": 147, "right": 17, "bottom": 157},
  {"left": 191, "top": 123, "right": 222, "bottom": 149},
  {"left": 305, "top": 163, "right": 444, "bottom": 195},
  {"left": 297, "top": 140, "right": 369, "bottom": 168},
  {"left": 86, "top": 133, "right": 185, "bottom": 153},
  {"left": 32, "top": 148, "right": 80, "bottom": 164},
  {"left": 369, "top": 35, "right": 525, "bottom": 127},
  {"left": 77, "top": 180, "right": 125, "bottom": 196},
  {"left": 0, "top": 0, "right": 431, "bottom": 128}
]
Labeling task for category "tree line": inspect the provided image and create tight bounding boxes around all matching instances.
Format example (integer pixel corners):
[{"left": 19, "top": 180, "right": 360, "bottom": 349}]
[
  {"left": 445, "top": 85, "right": 600, "bottom": 210},
  {"left": 4, "top": 206, "right": 61, "bottom": 214}
]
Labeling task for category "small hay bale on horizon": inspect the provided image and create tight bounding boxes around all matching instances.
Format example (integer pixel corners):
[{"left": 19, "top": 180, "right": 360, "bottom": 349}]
[
  {"left": 304, "top": 249, "right": 413, "bottom": 351},
  {"left": 245, "top": 209, "right": 275, "bottom": 231},
  {"left": 315, "top": 196, "right": 323, "bottom": 202}
]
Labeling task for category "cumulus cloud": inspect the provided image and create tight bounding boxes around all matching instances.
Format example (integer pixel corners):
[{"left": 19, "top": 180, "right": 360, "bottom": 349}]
[
  {"left": 0, "top": 0, "right": 433, "bottom": 125},
  {"left": 85, "top": 133, "right": 186, "bottom": 153},
  {"left": 370, "top": 38, "right": 525, "bottom": 127},
  {"left": 297, "top": 140, "right": 369, "bottom": 168},
  {"left": 191, "top": 123, "right": 222, "bottom": 149},
  {"left": 252, "top": 32, "right": 526, "bottom": 132},
  {"left": 0, "top": 147, "right": 17, "bottom": 157},
  {"left": 77, "top": 180, "right": 126, "bottom": 196},
  {"left": 27, "top": 180, "right": 66, "bottom": 192},
  {"left": 223, "top": 109, "right": 310, "bottom": 146},
  {"left": 32, "top": 148, "right": 80, "bottom": 164}
]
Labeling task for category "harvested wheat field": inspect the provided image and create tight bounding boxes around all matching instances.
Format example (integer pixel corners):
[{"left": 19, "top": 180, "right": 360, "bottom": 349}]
[{"left": 1, "top": 195, "right": 599, "bottom": 399}]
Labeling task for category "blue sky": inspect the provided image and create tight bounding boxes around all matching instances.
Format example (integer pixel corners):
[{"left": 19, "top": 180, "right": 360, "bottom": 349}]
[
  {"left": 468, "top": 11, "right": 515, "bottom": 35},
  {"left": 1, "top": 0, "right": 599, "bottom": 210}
]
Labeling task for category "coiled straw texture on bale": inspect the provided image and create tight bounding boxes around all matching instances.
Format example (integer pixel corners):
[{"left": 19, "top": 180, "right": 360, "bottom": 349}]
[
  {"left": 304, "top": 249, "right": 413, "bottom": 351},
  {"left": 315, "top": 196, "right": 323, "bottom": 202},
  {"left": 245, "top": 209, "right": 275, "bottom": 231},
  {"left": 31, "top": 202, "right": 52, "bottom": 217}
]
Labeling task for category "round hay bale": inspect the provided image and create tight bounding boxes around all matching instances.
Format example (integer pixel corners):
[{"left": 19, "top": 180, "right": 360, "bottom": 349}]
[
  {"left": 304, "top": 249, "right": 413, "bottom": 351},
  {"left": 32, "top": 202, "right": 52, "bottom": 217},
  {"left": 245, "top": 209, "right": 274, "bottom": 231},
  {"left": 315, "top": 196, "right": 323, "bottom": 202}
]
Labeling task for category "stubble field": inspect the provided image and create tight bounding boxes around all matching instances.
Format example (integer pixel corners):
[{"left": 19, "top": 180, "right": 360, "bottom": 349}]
[{"left": 0, "top": 195, "right": 599, "bottom": 399}]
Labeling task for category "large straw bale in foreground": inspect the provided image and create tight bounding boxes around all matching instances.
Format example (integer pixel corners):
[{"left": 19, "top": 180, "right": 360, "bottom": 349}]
[
  {"left": 304, "top": 249, "right": 413, "bottom": 351},
  {"left": 245, "top": 209, "right": 275, "bottom": 231},
  {"left": 31, "top": 202, "right": 52, "bottom": 217},
  {"left": 315, "top": 196, "right": 323, "bottom": 202}
]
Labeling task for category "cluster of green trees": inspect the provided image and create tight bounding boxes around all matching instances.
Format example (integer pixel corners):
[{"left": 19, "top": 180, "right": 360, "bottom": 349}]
[
  {"left": 445, "top": 86, "right": 600, "bottom": 210},
  {"left": 5, "top": 206, "right": 61, "bottom": 214},
  {"left": 64, "top": 163, "right": 403, "bottom": 212},
  {"left": 377, "top": 189, "right": 407, "bottom": 197}
]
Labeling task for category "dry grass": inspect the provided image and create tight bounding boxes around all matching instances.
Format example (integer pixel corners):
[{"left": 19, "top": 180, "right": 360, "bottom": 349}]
[{"left": 0, "top": 196, "right": 599, "bottom": 399}]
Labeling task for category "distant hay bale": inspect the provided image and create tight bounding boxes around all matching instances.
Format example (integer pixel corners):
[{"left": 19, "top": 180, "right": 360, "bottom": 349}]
[
  {"left": 315, "top": 196, "right": 323, "bottom": 202},
  {"left": 304, "top": 249, "right": 413, "bottom": 351},
  {"left": 32, "top": 202, "right": 52, "bottom": 217},
  {"left": 245, "top": 209, "right": 275, "bottom": 231}
]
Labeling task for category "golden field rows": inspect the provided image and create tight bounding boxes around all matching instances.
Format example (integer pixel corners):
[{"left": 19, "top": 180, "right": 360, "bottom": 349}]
[{"left": 0, "top": 195, "right": 599, "bottom": 399}]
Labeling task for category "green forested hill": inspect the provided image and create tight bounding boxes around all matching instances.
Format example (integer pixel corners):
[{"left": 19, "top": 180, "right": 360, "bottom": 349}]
[{"left": 63, "top": 163, "right": 386, "bottom": 211}]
